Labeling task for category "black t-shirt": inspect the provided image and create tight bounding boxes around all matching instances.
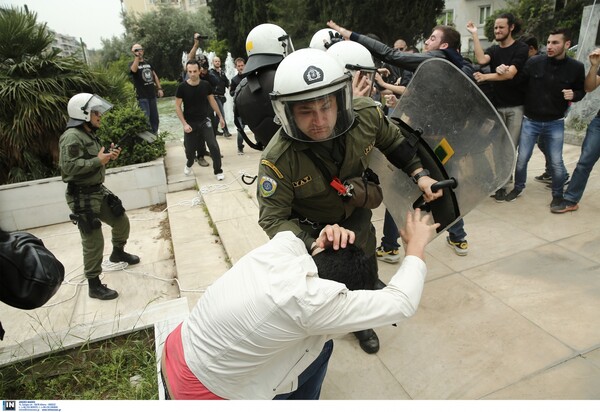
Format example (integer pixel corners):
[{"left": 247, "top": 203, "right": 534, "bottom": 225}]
[
  {"left": 176, "top": 80, "right": 213, "bottom": 122},
  {"left": 129, "top": 60, "right": 157, "bottom": 100},
  {"left": 485, "top": 41, "right": 529, "bottom": 107}
]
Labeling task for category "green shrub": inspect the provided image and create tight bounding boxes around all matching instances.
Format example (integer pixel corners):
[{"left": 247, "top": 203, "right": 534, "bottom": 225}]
[
  {"left": 160, "top": 79, "right": 179, "bottom": 97},
  {"left": 97, "top": 103, "right": 166, "bottom": 168}
]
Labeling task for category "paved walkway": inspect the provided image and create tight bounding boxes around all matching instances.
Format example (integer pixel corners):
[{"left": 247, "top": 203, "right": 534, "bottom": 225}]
[{"left": 2, "top": 130, "right": 600, "bottom": 399}]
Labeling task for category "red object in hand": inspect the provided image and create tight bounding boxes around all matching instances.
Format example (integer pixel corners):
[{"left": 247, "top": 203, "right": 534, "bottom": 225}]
[{"left": 330, "top": 177, "right": 350, "bottom": 196}]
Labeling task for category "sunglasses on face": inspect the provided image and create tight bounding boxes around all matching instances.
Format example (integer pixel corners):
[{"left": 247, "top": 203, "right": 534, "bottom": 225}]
[{"left": 134, "top": 48, "right": 143, "bottom": 52}]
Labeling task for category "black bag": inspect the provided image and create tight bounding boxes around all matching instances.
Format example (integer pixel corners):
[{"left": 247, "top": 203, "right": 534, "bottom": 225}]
[{"left": 0, "top": 230, "right": 65, "bottom": 310}]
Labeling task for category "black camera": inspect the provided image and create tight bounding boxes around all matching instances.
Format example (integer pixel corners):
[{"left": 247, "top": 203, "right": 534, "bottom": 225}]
[{"left": 195, "top": 34, "right": 209, "bottom": 40}]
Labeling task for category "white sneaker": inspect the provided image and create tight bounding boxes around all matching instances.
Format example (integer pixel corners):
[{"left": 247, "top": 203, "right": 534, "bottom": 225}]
[
  {"left": 184, "top": 166, "right": 192, "bottom": 176},
  {"left": 215, "top": 173, "right": 225, "bottom": 181}
]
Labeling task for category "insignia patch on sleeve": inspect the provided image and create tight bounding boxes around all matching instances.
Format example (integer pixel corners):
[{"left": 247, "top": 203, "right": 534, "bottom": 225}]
[
  {"left": 68, "top": 144, "right": 80, "bottom": 158},
  {"left": 259, "top": 176, "right": 278, "bottom": 197}
]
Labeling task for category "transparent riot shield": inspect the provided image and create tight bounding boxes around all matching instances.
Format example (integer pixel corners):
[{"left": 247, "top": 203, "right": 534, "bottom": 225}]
[{"left": 370, "top": 58, "right": 515, "bottom": 237}]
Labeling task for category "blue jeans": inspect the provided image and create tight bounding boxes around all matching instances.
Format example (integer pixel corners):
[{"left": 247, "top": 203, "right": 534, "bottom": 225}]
[
  {"left": 137, "top": 97, "right": 159, "bottom": 133},
  {"left": 447, "top": 218, "right": 466, "bottom": 242},
  {"left": 213, "top": 96, "right": 229, "bottom": 133},
  {"left": 380, "top": 209, "right": 400, "bottom": 250},
  {"left": 273, "top": 340, "right": 333, "bottom": 400},
  {"left": 515, "top": 117, "right": 567, "bottom": 198},
  {"left": 564, "top": 115, "right": 600, "bottom": 204}
]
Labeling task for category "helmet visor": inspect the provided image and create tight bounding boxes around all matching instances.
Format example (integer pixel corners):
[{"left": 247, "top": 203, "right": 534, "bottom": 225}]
[
  {"left": 272, "top": 80, "right": 354, "bottom": 142},
  {"left": 86, "top": 95, "right": 113, "bottom": 116},
  {"left": 278, "top": 34, "right": 294, "bottom": 57}
]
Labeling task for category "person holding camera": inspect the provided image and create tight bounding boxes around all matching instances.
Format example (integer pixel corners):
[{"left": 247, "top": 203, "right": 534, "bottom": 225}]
[
  {"left": 130, "top": 43, "right": 163, "bottom": 134},
  {"left": 59, "top": 93, "right": 141, "bottom": 301}
]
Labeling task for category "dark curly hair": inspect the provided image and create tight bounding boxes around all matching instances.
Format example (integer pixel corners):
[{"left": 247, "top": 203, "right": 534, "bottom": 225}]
[{"left": 312, "top": 244, "right": 377, "bottom": 291}]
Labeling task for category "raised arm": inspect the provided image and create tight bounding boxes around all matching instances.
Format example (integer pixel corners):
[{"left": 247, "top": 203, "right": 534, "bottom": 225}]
[{"left": 585, "top": 48, "right": 600, "bottom": 93}]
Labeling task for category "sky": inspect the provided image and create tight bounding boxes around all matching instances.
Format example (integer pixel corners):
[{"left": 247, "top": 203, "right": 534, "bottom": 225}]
[{"left": 1, "top": 0, "right": 125, "bottom": 49}]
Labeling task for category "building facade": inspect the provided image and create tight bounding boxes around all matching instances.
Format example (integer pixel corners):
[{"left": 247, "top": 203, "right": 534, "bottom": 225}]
[
  {"left": 441, "top": 0, "right": 509, "bottom": 53},
  {"left": 48, "top": 29, "right": 86, "bottom": 61}
]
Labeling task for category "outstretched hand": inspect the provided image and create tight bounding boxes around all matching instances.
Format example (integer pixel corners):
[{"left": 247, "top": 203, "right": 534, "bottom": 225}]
[
  {"left": 314, "top": 224, "right": 355, "bottom": 254},
  {"left": 400, "top": 209, "right": 440, "bottom": 260},
  {"left": 327, "top": 21, "right": 351, "bottom": 40}
]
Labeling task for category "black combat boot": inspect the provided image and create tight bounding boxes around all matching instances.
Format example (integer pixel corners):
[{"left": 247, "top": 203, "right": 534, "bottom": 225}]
[
  {"left": 88, "top": 276, "right": 119, "bottom": 300},
  {"left": 109, "top": 247, "right": 140, "bottom": 265},
  {"left": 354, "top": 329, "right": 380, "bottom": 354}
]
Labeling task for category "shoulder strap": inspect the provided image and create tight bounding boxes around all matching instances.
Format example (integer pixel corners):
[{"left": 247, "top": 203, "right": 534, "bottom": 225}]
[
  {"left": 302, "top": 150, "right": 350, "bottom": 196},
  {"left": 303, "top": 149, "right": 333, "bottom": 182}
]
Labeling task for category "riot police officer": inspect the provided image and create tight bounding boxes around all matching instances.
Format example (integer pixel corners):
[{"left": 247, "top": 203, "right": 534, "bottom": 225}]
[
  {"left": 257, "top": 49, "right": 441, "bottom": 354},
  {"left": 234, "top": 23, "right": 294, "bottom": 150},
  {"left": 59, "top": 93, "right": 140, "bottom": 300}
]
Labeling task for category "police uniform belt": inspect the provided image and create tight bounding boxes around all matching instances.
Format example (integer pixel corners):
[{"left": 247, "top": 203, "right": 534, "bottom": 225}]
[
  {"left": 67, "top": 183, "right": 102, "bottom": 195},
  {"left": 290, "top": 211, "right": 325, "bottom": 231}
]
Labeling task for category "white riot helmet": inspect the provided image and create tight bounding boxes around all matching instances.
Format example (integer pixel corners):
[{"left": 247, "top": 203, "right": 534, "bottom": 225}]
[
  {"left": 327, "top": 41, "right": 378, "bottom": 96},
  {"left": 243, "top": 23, "right": 294, "bottom": 74},
  {"left": 66, "top": 93, "right": 113, "bottom": 128},
  {"left": 309, "top": 28, "right": 343, "bottom": 51},
  {"left": 270, "top": 49, "right": 354, "bottom": 142}
]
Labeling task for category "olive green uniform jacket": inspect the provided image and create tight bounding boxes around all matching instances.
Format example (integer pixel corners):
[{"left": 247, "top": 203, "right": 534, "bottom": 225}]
[
  {"left": 59, "top": 126, "right": 130, "bottom": 278},
  {"left": 257, "top": 97, "right": 422, "bottom": 256}
]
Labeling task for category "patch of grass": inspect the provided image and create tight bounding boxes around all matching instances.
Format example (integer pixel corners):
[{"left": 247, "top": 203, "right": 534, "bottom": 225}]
[
  {"left": 149, "top": 202, "right": 166, "bottom": 213},
  {"left": 156, "top": 97, "right": 181, "bottom": 141},
  {"left": 202, "top": 203, "right": 219, "bottom": 236},
  {"left": 0, "top": 329, "right": 158, "bottom": 400}
]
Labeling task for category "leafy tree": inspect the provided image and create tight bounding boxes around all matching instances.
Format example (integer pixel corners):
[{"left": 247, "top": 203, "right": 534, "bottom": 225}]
[
  {"left": 122, "top": 5, "right": 216, "bottom": 80},
  {"left": 208, "top": 0, "right": 444, "bottom": 55},
  {"left": 0, "top": 6, "right": 120, "bottom": 184},
  {"left": 208, "top": 0, "right": 275, "bottom": 59},
  {"left": 96, "top": 33, "right": 136, "bottom": 69},
  {"left": 308, "top": 0, "right": 444, "bottom": 47}
]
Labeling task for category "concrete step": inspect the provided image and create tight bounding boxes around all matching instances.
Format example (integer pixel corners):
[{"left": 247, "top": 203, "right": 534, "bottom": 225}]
[{"left": 165, "top": 140, "right": 196, "bottom": 193}]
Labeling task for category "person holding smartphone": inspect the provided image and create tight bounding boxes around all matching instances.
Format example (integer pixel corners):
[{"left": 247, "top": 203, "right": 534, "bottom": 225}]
[{"left": 130, "top": 43, "right": 163, "bottom": 133}]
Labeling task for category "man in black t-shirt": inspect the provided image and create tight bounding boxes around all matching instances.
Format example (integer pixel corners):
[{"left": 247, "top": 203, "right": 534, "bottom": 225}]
[
  {"left": 175, "top": 60, "right": 226, "bottom": 181},
  {"left": 467, "top": 13, "right": 529, "bottom": 201},
  {"left": 130, "top": 43, "right": 163, "bottom": 134}
]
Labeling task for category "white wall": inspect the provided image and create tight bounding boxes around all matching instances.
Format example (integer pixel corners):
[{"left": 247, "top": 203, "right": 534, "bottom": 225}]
[{"left": 0, "top": 159, "right": 167, "bottom": 231}]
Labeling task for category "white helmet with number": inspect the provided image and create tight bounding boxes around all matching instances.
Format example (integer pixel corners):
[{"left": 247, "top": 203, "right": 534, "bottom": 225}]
[
  {"left": 309, "top": 28, "right": 343, "bottom": 51},
  {"left": 270, "top": 49, "right": 354, "bottom": 142},
  {"left": 243, "top": 23, "right": 294, "bottom": 74},
  {"left": 66, "top": 93, "right": 113, "bottom": 128}
]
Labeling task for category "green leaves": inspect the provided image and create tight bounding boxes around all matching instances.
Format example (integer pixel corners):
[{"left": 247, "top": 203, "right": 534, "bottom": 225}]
[
  {"left": 97, "top": 103, "right": 166, "bottom": 168},
  {"left": 0, "top": 6, "right": 53, "bottom": 62},
  {"left": 0, "top": 6, "right": 144, "bottom": 184},
  {"left": 123, "top": 5, "right": 217, "bottom": 81}
]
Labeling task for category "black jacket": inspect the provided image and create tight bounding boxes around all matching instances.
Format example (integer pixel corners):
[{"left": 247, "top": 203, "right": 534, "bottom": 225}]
[{"left": 522, "top": 55, "right": 585, "bottom": 121}]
